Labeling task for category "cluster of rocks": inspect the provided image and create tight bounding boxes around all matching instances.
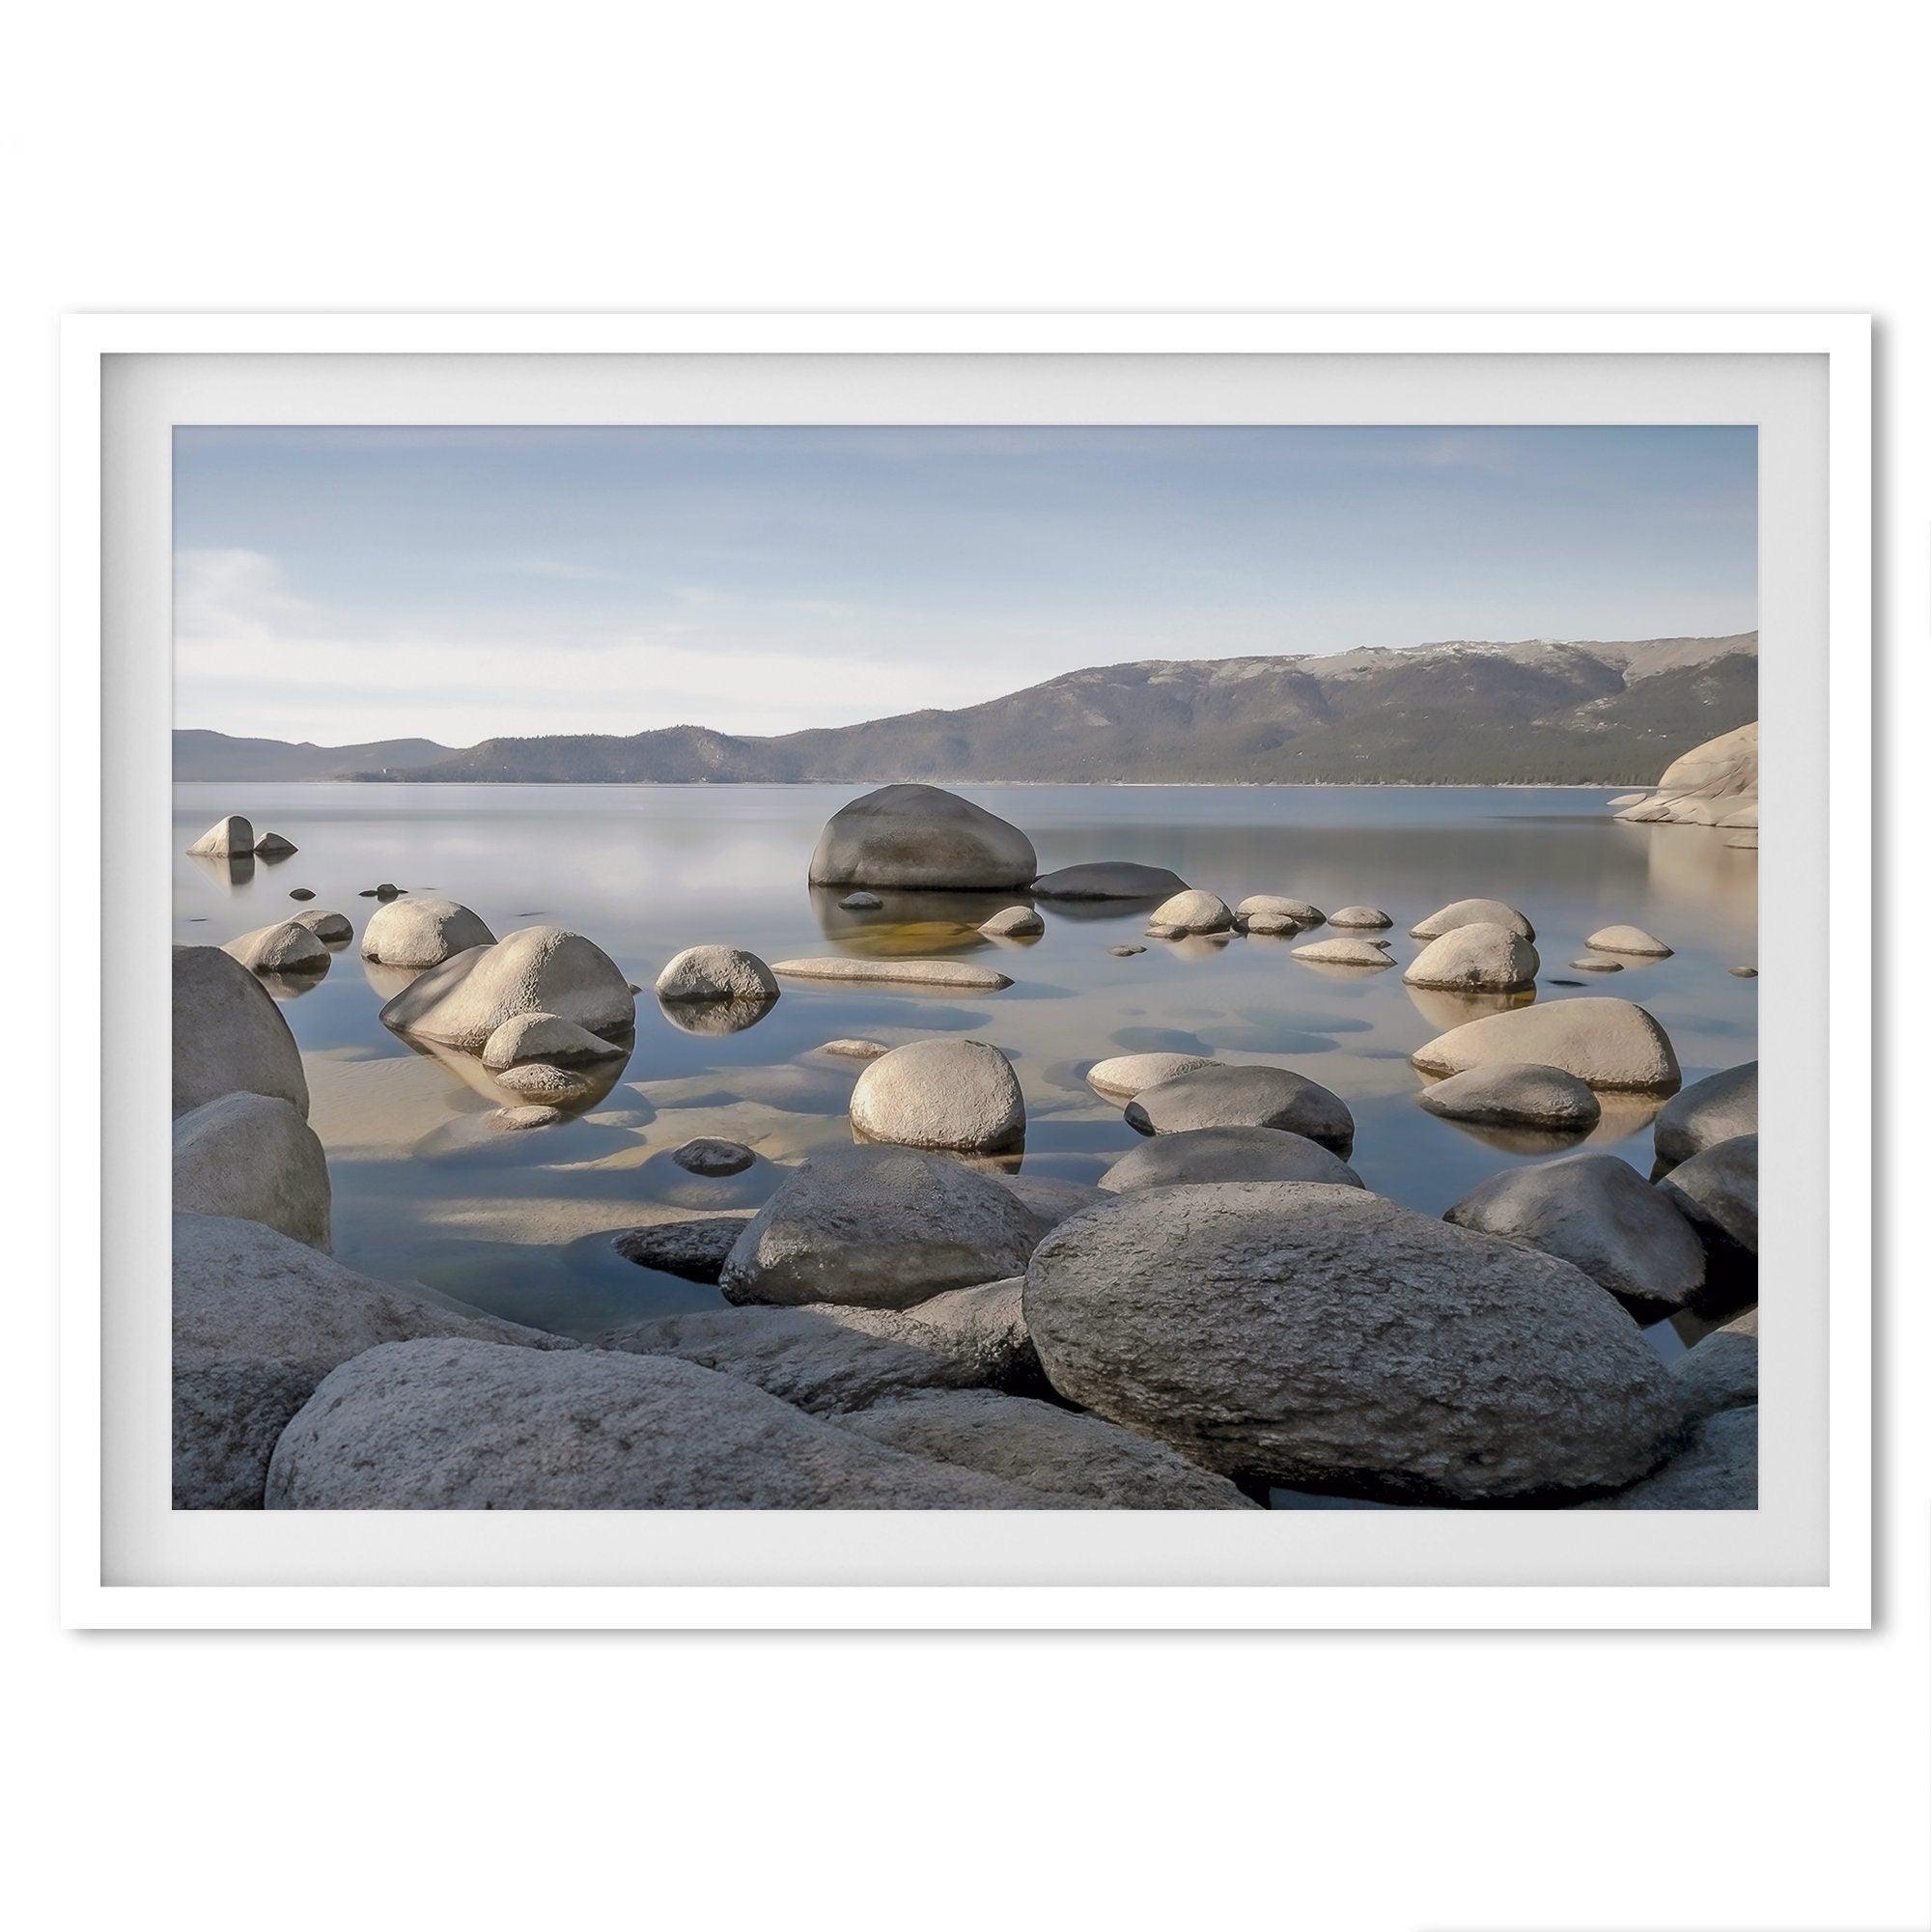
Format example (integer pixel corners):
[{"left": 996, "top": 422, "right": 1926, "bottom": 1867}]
[{"left": 185, "top": 814, "right": 298, "bottom": 860}]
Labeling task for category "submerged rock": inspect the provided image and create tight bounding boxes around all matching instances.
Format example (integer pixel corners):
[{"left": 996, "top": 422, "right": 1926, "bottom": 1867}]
[
  {"left": 1124, "top": 1063, "right": 1355, "bottom": 1153},
  {"left": 378, "top": 925, "right": 636, "bottom": 1050},
  {"left": 1290, "top": 937, "right": 1394, "bottom": 968},
  {"left": 487, "top": 1104, "right": 565, "bottom": 1131},
  {"left": 613, "top": 1214, "right": 755, "bottom": 1282},
  {"left": 360, "top": 895, "right": 496, "bottom": 968},
  {"left": 1099, "top": 1125, "right": 1362, "bottom": 1192},
  {"left": 1328, "top": 906, "right": 1392, "bottom": 930},
  {"left": 222, "top": 920, "right": 330, "bottom": 975},
  {"left": 816, "top": 1037, "right": 891, "bottom": 1060},
  {"left": 839, "top": 890, "right": 883, "bottom": 910},
  {"left": 671, "top": 1136, "right": 756, "bottom": 1177},
  {"left": 1145, "top": 887, "right": 1235, "bottom": 935},
  {"left": 1237, "top": 894, "right": 1324, "bottom": 928},
  {"left": 1412, "top": 995, "right": 1680, "bottom": 1094},
  {"left": 186, "top": 814, "right": 254, "bottom": 857},
  {"left": 772, "top": 956, "right": 1012, "bottom": 991},
  {"left": 850, "top": 1038, "right": 1025, "bottom": 1153},
  {"left": 808, "top": 783, "right": 1037, "bottom": 891},
  {"left": 1403, "top": 922, "right": 1540, "bottom": 992},
  {"left": 1411, "top": 897, "right": 1535, "bottom": 941},
  {"left": 996, "top": 1175, "right": 1106, "bottom": 1233},
  {"left": 173, "top": 944, "right": 310, "bottom": 1119},
  {"left": 1585, "top": 924, "right": 1673, "bottom": 957},
  {"left": 481, "top": 1009, "right": 629, "bottom": 1071},
  {"left": 1415, "top": 1063, "right": 1601, "bottom": 1133},
  {"left": 1032, "top": 860, "right": 1189, "bottom": 900},
  {"left": 1443, "top": 1152, "right": 1706, "bottom": 1320},
  {"left": 1654, "top": 1061, "right": 1757, "bottom": 1167},
  {"left": 1106, "top": 944, "right": 1146, "bottom": 957},
  {"left": 654, "top": 943, "right": 780, "bottom": 1004},
  {"left": 1569, "top": 957, "right": 1623, "bottom": 972},
  {"left": 1084, "top": 1050, "right": 1217, "bottom": 1102},
  {"left": 288, "top": 907, "right": 352, "bottom": 944},
  {"left": 978, "top": 905, "right": 1044, "bottom": 938},
  {"left": 173, "top": 1092, "right": 332, "bottom": 1252}
]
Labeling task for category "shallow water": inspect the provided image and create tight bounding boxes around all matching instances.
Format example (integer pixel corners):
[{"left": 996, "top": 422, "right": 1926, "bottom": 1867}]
[{"left": 174, "top": 781, "right": 1757, "bottom": 1360}]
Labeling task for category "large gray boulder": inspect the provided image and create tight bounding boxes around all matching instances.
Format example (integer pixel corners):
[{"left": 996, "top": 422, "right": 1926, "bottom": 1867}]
[
  {"left": 1415, "top": 1063, "right": 1601, "bottom": 1132},
  {"left": 808, "top": 783, "right": 1037, "bottom": 891},
  {"left": 172, "top": 1211, "right": 557, "bottom": 1508},
  {"left": 833, "top": 1389, "right": 1258, "bottom": 1509},
  {"left": 186, "top": 814, "right": 254, "bottom": 856},
  {"left": 850, "top": 1038, "right": 1025, "bottom": 1153},
  {"left": 1145, "top": 888, "right": 1235, "bottom": 935},
  {"left": 222, "top": 920, "right": 330, "bottom": 975},
  {"left": 172, "top": 943, "right": 309, "bottom": 1120},
  {"left": 172, "top": 1092, "right": 332, "bottom": 1251},
  {"left": 1123, "top": 1063, "right": 1354, "bottom": 1153},
  {"left": 719, "top": 1145, "right": 1049, "bottom": 1310},
  {"left": 1654, "top": 1061, "right": 1757, "bottom": 1167},
  {"left": 1657, "top": 1134, "right": 1758, "bottom": 1261},
  {"left": 1403, "top": 922, "right": 1539, "bottom": 992},
  {"left": 360, "top": 895, "right": 497, "bottom": 967},
  {"left": 1412, "top": 996, "right": 1680, "bottom": 1093},
  {"left": 771, "top": 956, "right": 1013, "bottom": 991},
  {"left": 1411, "top": 897, "right": 1535, "bottom": 941},
  {"left": 378, "top": 925, "right": 636, "bottom": 1050},
  {"left": 1585, "top": 1406, "right": 1756, "bottom": 1508},
  {"left": 1671, "top": 1315, "right": 1758, "bottom": 1425},
  {"left": 1099, "top": 1125, "right": 1362, "bottom": 1192},
  {"left": 654, "top": 944, "right": 780, "bottom": 1004},
  {"left": 1023, "top": 1183, "right": 1682, "bottom": 1503},
  {"left": 1443, "top": 1153, "right": 1706, "bottom": 1320},
  {"left": 1032, "top": 860, "right": 1188, "bottom": 900},
  {"left": 1085, "top": 1051, "right": 1217, "bottom": 1102},
  {"left": 265, "top": 1338, "right": 1047, "bottom": 1509}
]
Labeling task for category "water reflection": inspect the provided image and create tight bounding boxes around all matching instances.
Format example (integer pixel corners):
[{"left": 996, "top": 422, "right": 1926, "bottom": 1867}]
[
  {"left": 1402, "top": 983, "right": 1535, "bottom": 1034},
  {"left": 186, "top": 851, "right": 255, "bottom": 892},
  {"left": 656, "top": 991, "right": 780, "bottom": 1035}
]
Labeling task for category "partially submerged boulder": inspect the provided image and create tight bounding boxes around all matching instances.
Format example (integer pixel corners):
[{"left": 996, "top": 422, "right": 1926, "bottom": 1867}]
[
  {"left": 288, "top": 907, "right": 352, "bottom": 944},
  {"left": 808, "top": 783, "right": 1037, "bottom": 891},
  {"left": 481, "top": 1009, "right": 629, "bottom": 1071},
  {"left": 1084, "top": 1050, "right": 1217, "bottom": 1102},
  {"left": 771, "top": 956, "right": 1012, "bottom": 992},
  {"left": 1403, "top": 922, "right": 1540, "bottom": 992},
  {"left": 1238, "top": 893, "right": 1324, "bottom": 928},
  {"left": 1145, "top": 888, "right": 1235, "bottom": 936},
  {"left": 1411, "top": 897, "right": 1535, "bottom": 941},
  {"left": 251, "top": 830, "right": 298, "bottom": 858},
  {"left": 613, "top": 1214, "right": 755, "bottom": 1282},
  {"left": 1023, "top": 1183, "right": 1682, "bottom": 1503},
  {"left": 1328, "top": 906, "right": 1392, "bottom": 930},
  {"left": 222, "top": 920, "right": 330, "bottom": 975},
  {"left": 378, "top": 925, "right": 636, "bottom": 1050},
  {"left": 1615, "top": 721, "right": 1758, "bottom": 828},
  {"left": 1654, "top": 1061, "right": 1757, "bottom": 1167},
  {"left": 173, "top": 1092, "right": 332, "bottom": 1251},
  {"left": 1124, "top": 1063, "right": 1354, "bottom": 1153},
  {"left": 1290, "top": 937, "right": 1393, "bottom": 968},
  {"left": 1032, "top": 860, "right": 1188, "bottom": 900},
  {"left": 1099, "top": 1125, "right": 1362, "bottom": 1192},
  {"left": 978, "top": 905, "right": 1044, "bottom": 938},
  {"left": 670, "top": 1136, "right": 756, "bottom": 1177},
  {"left": 1585, "top": 924, "right": 1672, "bottom": 957},
  {"left": 1412, "top": 996, "right": 1680, "bottom": 1094},
  {"left": 172, "top": 944, "right": 309, "bottom": 1119},
  {"left": 654, "top": 944, "right": 780, "bottom": 1004},
  {"left": 850, "top": 1038, "right": 1025, "bottom": 1153},
  {"left": 1415, "top": 1063, "right": 1601, "bottom": 1133},
  {"left": 186, "top": 814, "right": 254, "bottom": 857},
  {"left": 360, "top": 895, "right": 496, "bottom": 968}
]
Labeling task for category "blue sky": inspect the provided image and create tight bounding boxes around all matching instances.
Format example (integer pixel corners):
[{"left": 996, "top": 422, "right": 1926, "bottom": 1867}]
[{"left": 174, "top": 426, "right": 1757, "bottom": 745}]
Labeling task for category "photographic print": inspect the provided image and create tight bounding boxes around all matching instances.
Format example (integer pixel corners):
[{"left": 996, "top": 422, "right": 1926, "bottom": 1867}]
[{"left": 170, "top": 423, "right": 1760, "bottom": 1515}]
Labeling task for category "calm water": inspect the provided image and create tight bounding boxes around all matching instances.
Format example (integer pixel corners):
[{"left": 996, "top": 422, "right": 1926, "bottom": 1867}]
[{"left": 174, "top": 782, "right": 1757, "bottom": 1355}]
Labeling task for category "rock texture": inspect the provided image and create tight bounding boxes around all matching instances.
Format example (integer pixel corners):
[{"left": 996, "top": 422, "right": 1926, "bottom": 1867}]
[
  {"left": 653, "top": 944, "right": 780, "bottom": 1004},
  {"left": 481, "top": 1010, "right": 629, "bottom": 1071},
  {"left": 1085, "top": 1050, "right": 1217, "bottom": 1102},
  {"left": 1654, "top": 1062, "right": 1757, "bottom": 1167},
  {"left": 186, "top": 814, "right": 254, "bottom": 856},
  {"left": 772, "top": 956, "right": 1012, "bottom": 991},
  {"left": 288, "top": 907, "right": 352, "bottom": 943},
  {"left": 978, "top": 905, "right": 1044, "bottom": 938},
  {"left": 1403, "top": 922, "right": 1540, "bottom": 992},
  {"left": 172, "top": 1091, "right": 332, "bottom": 1251},
  {"left": 1585, "top": 924, "right": 1672, "bottom": 957},
  {"left": 1615, "top": 721, "right": 1758, "bottom": 827},
  {"left": 1672, "top": 1316, "right": 1758, "bottom": 1425},
  {"left": 251, "top": 831, "right": 297, "bottom": 858},
  {"left": 1032, "top": 860, "right": 1189, "bottom": 899},
  {"left": 359, "top": 895, "right": 497, "bottom": 968},
  {"left": 671, "top": 1136, "right": 756, "bottom": 1177},
  {"left": 172, "top": 943, "right": 310, "bottom": 1119},
  {"left": 222, "top": 920, "right": 330, "bottom": 975},
  {"left": 1023, "top": 1183, "right": 1682, "bottom": 1503},
  {"left": 1443, "top": 1153, "right": 1706, "bottom": 1320},
  {"left": 1328, "top": 906, "right": 1392, "bottom": 929},
  {"left": 613, "top": 1215, "right": 755, "bottom": 1282},
  {"left": 1145, "top": 888, "right": 1236, "bottom": 936},
  {"left": 1124, "top": 1063, "right": 1354, "bottom": 1153},
  {"left": 1411, "top": 897, "right": 1535, "bottom": 941},
  {"left": 1099, "top": 1125, "right": 1361, "bottom": 1192},
  {"left": 1291, "top": 938, "right": 1394, "bottom": 967},
  {"left": 1415, "top": 1063, "right": 1602, "bottom": 1132},
  {"left": 807, "top": 783, "right": 1037, "bottom": 890},
  {"left": 378, "top": 925, "right": 636, "bottom": 1050},
  {"left": 1657, "top": 1134, "right": 1758, "bottom": 1262},
  {"left": 1412, "top": 996, "right": 1680, "bottom": 1094},
  {"left": 850, "top": 1038, "right": 1025, "bottom": 1153},
  {"left": 1586, "top": 1406, "right": 1756, "bottom": 1508},
  {"left": 1238, "top": 894, "right": 1324, "bottom": 929}
]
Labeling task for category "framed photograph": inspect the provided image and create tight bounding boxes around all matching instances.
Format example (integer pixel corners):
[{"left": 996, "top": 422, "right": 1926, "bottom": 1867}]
[{"left": 62, "top": 314, "right": 1870, "bottom": 1628}]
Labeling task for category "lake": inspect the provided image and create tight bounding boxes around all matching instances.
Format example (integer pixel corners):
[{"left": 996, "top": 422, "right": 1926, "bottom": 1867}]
[{"left": 173, "top": 781, "right": 1757, "bottom": 1366}]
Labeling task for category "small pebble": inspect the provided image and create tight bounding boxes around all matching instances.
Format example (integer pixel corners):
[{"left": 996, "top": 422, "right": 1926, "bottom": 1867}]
[
  {"left": 840, "top": 890, "right": 884, "bottom": 910},
  {"left": 1730, "top": 966, "right": 1758, "bottom": 978},
  {"left": 289, "top": 887, "right": 316, "bottom": 901},
  {"left": 486, "top": 1105, "right": 565, "bottom": 1132},
  {"left": 671, "top": 1136, "right": 756, "bottom": 1177},
  {"left": 1108, "top": 943, "right": 1146, "bottom": 957}
]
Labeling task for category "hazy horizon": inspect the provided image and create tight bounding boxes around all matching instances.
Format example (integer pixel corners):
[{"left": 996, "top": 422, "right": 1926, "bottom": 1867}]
[{"left": 175, "top": 426, "right": 1758, "bottom": 745}]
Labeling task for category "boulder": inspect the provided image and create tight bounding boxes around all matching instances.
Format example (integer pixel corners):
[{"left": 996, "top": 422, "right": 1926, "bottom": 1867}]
[
  {"left": 1031, "top": 860, "right": 1189, "bottom": 900},
  {"left": 807, "top": 783, "right": 1037, "bottom": 891},
  {"left": 288, "top": 907, "right": 352, "bottom": 944},
  {"left": 1443, "top": 1153, "right": 1706, "bottom": 1320},
  {"left": 1569, "top": 957, "right": 1622, "bottom": 972},
  {"left": 1237, "top": 894, "right": 1323, "bottom": 926},
  {"left": 360, "top": 895, "right": 496, "bottom": 968},
  {"left": 839, "top": 891, "right": 883, "bottom": 910},
  {"left": 654, "top": 944, "right": 780, "bottom": 1004},
  {"left": 378, "top": 925, "right": 636, "bottom": 1050},
  {"left": 1585, "top": 924, "right": 1672, "bottom": 957},
  {"left": 1239, "top": 909, "right": 1305, "bottom": 936},
  {"left": 222, "top": 920, "right": 330, "bottom": 975},
  {"left": 1099, "top": 1125, "right": 1362, "bottom": 1192},
  {"left": 252, "top": 831, "right": 298, "bottom": 858},
  {"left": 1329, "top": 906, "right": 1392, "bottom": 930},
  {"left": 1124, "top": 1063, "right": 1355, "bottom": 1153},
  {"left": 1403, "top": 922, "right": 1540, "bottom": 992},
  {"left": 488, "top": 1105, "right": 565, "bottom": 1131},
  {"left": 172, "top": 1092, "right": 332, "bottom": 1251},
  {"left": 817, "top": 1037, "right": 891, "bottom": 1060},
  {"left": 172, "top": 943, "right": 310, "bottom": 1119},
  {"left": 849, "top": 1038, "right": 1025, "bottom": 1153},
  {"left": 1654, "top": 1061, "right": 1757, "bottom": 1167},
  {"left": 1411, "top": 897, "right": 1535, "bottom": 941},
  {"left": 772, "top": 956, "right": 1012, "bottom": 991},
  {"left": 613, "top": 1214, "right": 755, "bottom": 1282},
  {"left": 1657, "top": 1134, "right": 1758, "bottom": 1261},
  {"left": 186, "top": 814, "right": 254, "bottom": 857},
  {"left": 1585, "top": 1406, "right": 1756, "bottom": 1509},
  {"left": 719, "top": 1145, "right": 1047, "bottom": 1310},
  {"left": 834, "top": 1389, "right": 1257, "bottom": 1508},
  {"left": 1023, "top": 1183, "right": 1682, "bottom": 1503},
  {"left": 1416, "top": 1063, "right": 1601, "bottom": 1132},
  {"left": 1084, "top": 1050, "right": 1217, "bottom": 1102},
  {"left": 481, "top": 1010, "right": 629, "bottom": 1071},
  {"left": 979, "top": 905, "right": 1044, "bottom": 938},
  {"left": 1608, "top": 793, "right": 1646, "bottom": 809},
  {"left": 672, "top": 1137, "right": 756, "bottom": 1177},
  {"left": 265, "top": 1338, "right": 1049, "bottom": 1509},
  {"left": 1290, "top": 938, "right": 1394, "bottom": 968},
  {"left": 1412, "top": 995, "right": 1680, "bottom": 1094},
  {"left": 1145, "top": 888, "right": 1235, "bottom": 935},
  {"left": 373, "top": 882, "right": 404, "bottom": 900},
  {"left": 1615, "top": 721, "right": 1758, "bottom": 827},
  {"left": 1671, "top": 1317, "right": 1758, "bottom": 1425},
  {"left": 490, "top": 1060, "right": 601, "bottom": 1104}
]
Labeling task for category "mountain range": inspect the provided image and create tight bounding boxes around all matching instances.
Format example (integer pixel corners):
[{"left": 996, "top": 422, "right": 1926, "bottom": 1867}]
[{"left": 174, "top": 631, "right": 1757, "bottom": 787}]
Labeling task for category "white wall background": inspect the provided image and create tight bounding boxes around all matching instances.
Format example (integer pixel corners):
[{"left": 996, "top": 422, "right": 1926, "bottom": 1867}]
[{"left": 7, "top": 3, "right": 1923, "bottom": 1926}]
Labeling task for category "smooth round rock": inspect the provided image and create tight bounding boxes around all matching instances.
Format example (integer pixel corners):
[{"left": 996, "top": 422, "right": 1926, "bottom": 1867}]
[
  {"left": 1657, "top": 1134, "right": 1758, "bottom": 1257},
  {"left": 839, "top": 891, "right": 883, "bottom": 910},
  {"left": 186, "top": 814, "right": 254, "bottom": 857},
  {"left": 1403, "top": 921, "right": 1540, "bottom": 992},
  {"left": 289, "top": 907, "right": 352, "bottom": 944},
  {"left": 1570, "top": 957, "right": 1623, "bottom": 972},
  {"left": 360, "top": 895, "right": 496, "bottom": 968},
  {"left": 1023, "top": 1183, "right": 1682, "bottom": 1504},
  {"left": 288, "top": 887, "right": 316, "bottom": 902},
  {"left": 1145, "top": 888, "right": 1235, "bottom": 935},
  {"left": 1084, "top": 1051, "right": 1216, "bottom": 1102},
  {"left": 1411, "top": 897, "right": 1535, "bottom": 941},
  {"left": 1444, "top": 1152, "right": 1706, "bottom": 1320},
  {"left": 1098, "top": 1126, "right": 1362, "bottom": 1192},
  {"left": 1123, "top": 1063, "right": 1354, "bottom": 1153},
  {"left": 378, "top": 926, "right": 636, "bottom": 1050},
  {"left": 1291, "top": 937, "right": 1394, "bottom": 968},
  {"left": 491, "top": 1060, "right": 599, "bottom": 1103},
  {"left": 1416, "top": 1063, "right": 1602, "bottom": 1132},
  {"left": 172, "top": 1091, "right": 332, "bottom": 1251},
  {"left": 1031, "top": 861, "right": 1189, "bottom": 900},
  {"left": 1585, "top": 923, "right": 1673, "bottom": 957},
  {"left": 671, "top": 1136, "right": 756, "bottom": 1177},
  {"left": 1412, "top": 995, "right": 1680, "bottom": 1094},
  {"left": 808, "top": 783, "right": 1037, "bottom": 890},
  {"left": 1329, "top": 905, "right": 1392, "bottom": 929},
  {"left": 1730, "top": 966, "right": 1758, "bottom": 978},
  {"left": 1654, "top": 1061, "right": 1756, "bottom": 1167},
  {"left": 481, "top": 1010, "right": 629, "bottom": 1071},
  {"left": 850, "top": 1038, "right": 1025, "bottom": 1153},
  {"left": 173, "top": 944, "right": 310, "bottom": 1120},
  {"left": 979, "top": 905, "right": 1044, "bottom": 938},
  {"left": 222, "top": 920, "right": 330, "bottom": 975},
  {"left": 1671, "top": 1316, "right": 1758, "bottom": 1425},
  {"left": 252, "top": 831, "right": 298, "bottom": 858},
  {"left": 1237, "top": 894, "right": 1323, "bottom": 926},
  {"left": 654, "top": 944, "right": 780, "bottom": 1004}
]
